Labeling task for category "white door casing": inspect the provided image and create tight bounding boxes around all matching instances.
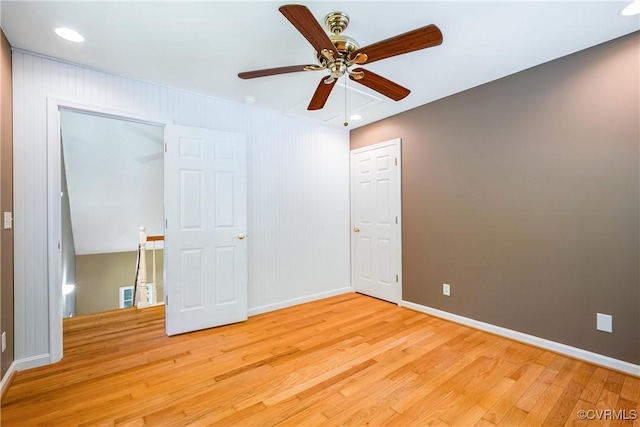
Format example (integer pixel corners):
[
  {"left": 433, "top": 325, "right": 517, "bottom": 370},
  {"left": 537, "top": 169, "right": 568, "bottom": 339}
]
[
  {"left": 164, "top": 124, "right": 247, "bottom": 336},
  {"left": 48, "top": 99, "right": 167, "bottom": 365},
  {"left": 350, "top": 139, "right": 402, "bottom": 304}
]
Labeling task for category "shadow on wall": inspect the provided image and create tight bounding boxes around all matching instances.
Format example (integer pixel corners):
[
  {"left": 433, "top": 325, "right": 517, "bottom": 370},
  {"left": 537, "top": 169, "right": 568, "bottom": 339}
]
[{"left": 75, "top": 250, "right": 165, "bottom": 315}]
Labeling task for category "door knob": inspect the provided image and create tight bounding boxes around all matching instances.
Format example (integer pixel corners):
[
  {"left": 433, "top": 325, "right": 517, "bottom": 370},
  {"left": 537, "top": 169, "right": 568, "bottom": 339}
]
[
  {"left": 238, "top": 234, "right": 245, "bottom": 240},
  {"left": 353, "top": 227, "right": 360, "bottom": 233}
]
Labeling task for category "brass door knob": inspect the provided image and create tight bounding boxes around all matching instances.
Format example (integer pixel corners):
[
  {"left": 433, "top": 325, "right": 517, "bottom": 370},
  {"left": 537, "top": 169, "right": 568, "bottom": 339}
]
[
  {"left": 238, "top": 234, "right": 246, "bottom": 240},
  {"left": 353, "top": 227, "right": 360, "bottom": 233}
]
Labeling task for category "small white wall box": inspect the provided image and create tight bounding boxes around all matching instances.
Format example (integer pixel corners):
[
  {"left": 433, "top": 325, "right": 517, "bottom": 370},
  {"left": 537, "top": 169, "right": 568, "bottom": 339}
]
[
  {"left": 443, "top": 283, "right": 451, "bottom": 296},
  {"left": 596, "top": 313, "right": 613, "bottom": 333},
  {"left": 3, "top": 212, "right": 12, "bottom": 229}
]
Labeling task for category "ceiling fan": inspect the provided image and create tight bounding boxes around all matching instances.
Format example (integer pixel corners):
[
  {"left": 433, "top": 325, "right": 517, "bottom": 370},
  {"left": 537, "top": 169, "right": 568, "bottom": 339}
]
[{"left": 238, "top": 4, "right": 443, "bottom": 111}]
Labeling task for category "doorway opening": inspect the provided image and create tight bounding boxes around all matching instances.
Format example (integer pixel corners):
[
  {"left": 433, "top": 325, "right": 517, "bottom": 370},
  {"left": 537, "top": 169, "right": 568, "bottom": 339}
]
[
  {"left": 59, "top": 110, "right": 165, "bottom": 317},
  {"left": 48, "top": 101, "right": 249, "bottom": 363}
]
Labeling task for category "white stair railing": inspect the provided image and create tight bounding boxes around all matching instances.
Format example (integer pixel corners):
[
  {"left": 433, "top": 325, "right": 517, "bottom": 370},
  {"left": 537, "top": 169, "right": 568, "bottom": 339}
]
[
  {"left": 136, "top": 226, "right": 163, "bottom": 308},
  {"left": 137, "top": 226, "right": 150, "bottom": 308}
]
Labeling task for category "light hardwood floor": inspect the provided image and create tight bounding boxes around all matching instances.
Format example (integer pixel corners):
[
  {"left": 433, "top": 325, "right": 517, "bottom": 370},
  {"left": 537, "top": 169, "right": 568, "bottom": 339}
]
[{"left": 2, "top": 293, "right": 639, "bottom": 426}]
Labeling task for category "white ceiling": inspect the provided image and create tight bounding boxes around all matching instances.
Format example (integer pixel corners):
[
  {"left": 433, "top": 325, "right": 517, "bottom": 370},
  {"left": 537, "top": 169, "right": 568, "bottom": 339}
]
[{"left": 2, "top": 1, "right": 639, "bottom": 128}]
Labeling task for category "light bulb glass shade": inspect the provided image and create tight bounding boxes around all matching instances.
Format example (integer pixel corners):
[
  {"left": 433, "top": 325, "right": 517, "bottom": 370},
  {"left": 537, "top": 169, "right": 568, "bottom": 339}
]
[
  {"left": 620, "top": 1, "right": 640, "bottom": 16},
  {"left": 54, "top": 27, "right": 85, "bottom": 42}
]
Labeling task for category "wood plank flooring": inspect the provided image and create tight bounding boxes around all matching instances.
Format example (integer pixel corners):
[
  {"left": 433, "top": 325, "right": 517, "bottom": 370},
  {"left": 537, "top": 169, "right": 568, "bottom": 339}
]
[{"left": 2, "top": 293, "right": 639, "bottom": 426}]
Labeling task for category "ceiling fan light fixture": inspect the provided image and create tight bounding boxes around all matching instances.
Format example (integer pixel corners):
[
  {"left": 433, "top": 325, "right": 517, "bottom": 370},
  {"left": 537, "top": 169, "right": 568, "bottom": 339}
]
[
  {"left": 238, "top": 5, "right": 443, "bottom": 112},
  {"left": 54, "top": 27, "right": 84, "bottom": 43},
  {"left": 619, "top": 1, "right": 640, "bottom": 16}
]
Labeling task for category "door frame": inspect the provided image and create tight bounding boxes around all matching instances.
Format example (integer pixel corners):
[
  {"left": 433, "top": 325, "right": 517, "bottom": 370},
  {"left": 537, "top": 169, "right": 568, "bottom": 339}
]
[
  {"left": 46, "top": 97, "right": 166, "bottom": 363},
  {"left": 349, "top": 138, "right": 403, "bottom": 304}
]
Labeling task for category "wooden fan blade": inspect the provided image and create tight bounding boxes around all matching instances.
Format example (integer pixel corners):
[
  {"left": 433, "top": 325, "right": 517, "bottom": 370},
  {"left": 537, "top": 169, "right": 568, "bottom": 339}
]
[
  {"left": 349, "top": 68, "right": 410, "bottom": 101},
  {"left": 308, "top": 77, "right": 337, "bottom": 110},
  {"left": 349, "top": 24, "right": 443, "bottom": 65},
  {"left": 279, "top": 5, "right": 339, "bottom": 58},
  {"left": 238, "top": 65, "right": 317, "bottom": 79}
]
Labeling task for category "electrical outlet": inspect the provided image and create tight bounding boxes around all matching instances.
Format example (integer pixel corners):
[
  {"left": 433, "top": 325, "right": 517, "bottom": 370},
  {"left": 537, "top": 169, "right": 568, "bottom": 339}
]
[
  {"left": 2, "top": 332, "right": 6, "bottom": 352},
  {"left": 443, "top": 283, "right": 451, "bottom": 296},
  {"left": 597, "top": 313, "right": 612, "bottom": 333}
]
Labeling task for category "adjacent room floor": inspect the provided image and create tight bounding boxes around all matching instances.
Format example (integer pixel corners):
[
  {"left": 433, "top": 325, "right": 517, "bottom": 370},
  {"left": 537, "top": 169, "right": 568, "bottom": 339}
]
[{"left": 2, "top": 293, "right": 639, "bottom": 426}]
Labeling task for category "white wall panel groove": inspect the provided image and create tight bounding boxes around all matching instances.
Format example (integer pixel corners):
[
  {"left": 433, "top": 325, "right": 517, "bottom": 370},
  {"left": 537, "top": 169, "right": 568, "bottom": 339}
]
[{"left": 12, "top": 50, "right": 350, "bottom": 365}]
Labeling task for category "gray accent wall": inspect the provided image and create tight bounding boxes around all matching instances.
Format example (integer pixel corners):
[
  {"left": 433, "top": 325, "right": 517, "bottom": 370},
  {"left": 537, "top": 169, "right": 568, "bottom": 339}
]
[
  {"left": 351, "top": 33, "right": 640, "bottom": 364},
  {"left": 75, "top": 250, "right": 164, "bottom": 316}
]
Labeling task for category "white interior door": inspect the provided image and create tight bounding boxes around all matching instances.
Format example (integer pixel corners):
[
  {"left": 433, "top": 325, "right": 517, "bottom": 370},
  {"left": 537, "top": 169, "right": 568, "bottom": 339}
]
[
  {"left": 351, "top": 139, "right": 402, "bottom": 304},
  {"left": 164, "top": 124, "right": 247, "bottom": 336}
]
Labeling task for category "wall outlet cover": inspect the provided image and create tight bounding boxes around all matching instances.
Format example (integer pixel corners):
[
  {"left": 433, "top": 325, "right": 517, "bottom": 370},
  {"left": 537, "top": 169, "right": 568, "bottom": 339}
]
[
  {"left": 443, "top": 283, "right": 451, "bottom": 296},
  {"left": 596, "top": 313, "right": 613, "bottom": 333}
]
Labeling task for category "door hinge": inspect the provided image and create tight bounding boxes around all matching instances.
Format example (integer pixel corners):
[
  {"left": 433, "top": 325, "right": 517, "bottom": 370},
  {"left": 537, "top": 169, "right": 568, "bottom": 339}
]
[
  {"left": 395, "top": 216, "right": 398, "bottom": 224},
  {"left": 164, "top": 142, "right": 167, "bottom": 152},
  {"left": 396, "top": 274, "right": 399, "bottom": 282},
  {"left": 165, "top": 219, "right": 168, "bottom": 228},
  {"left": 394, "top": 157, "right": 397, "bottom": 166}
]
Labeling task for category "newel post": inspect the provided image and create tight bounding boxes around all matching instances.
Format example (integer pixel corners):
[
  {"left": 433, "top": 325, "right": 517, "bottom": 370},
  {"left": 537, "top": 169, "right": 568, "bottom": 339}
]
[{"left": 137, "top": 226, "right": 150, "bottom": 307}]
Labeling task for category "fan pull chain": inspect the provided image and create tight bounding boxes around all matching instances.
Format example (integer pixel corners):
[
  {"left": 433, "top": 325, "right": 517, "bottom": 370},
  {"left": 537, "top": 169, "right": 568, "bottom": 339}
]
[{"left": 344, "top": 74, "right": 348, "bottom": 127}]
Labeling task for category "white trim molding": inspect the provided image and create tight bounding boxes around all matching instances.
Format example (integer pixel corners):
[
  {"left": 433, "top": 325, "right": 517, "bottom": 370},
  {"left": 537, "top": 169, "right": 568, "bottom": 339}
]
[
  {"left": 401, "top": 300, "right": 640, "bottom": 377},
  {"left": 248, "top": 287, "right": 352, "bottom": 317},
  {"left": 13, "top": 353, "right": 51, "bottom": 372},
  {"left": 0, "top": 362, "right": 17, "bottom": 397},
  {"left": 46, "top": 97, "right": 168, "bottom": 363},
  {"left": 2, "top": 354, "right": 51, "bottom": 396}
]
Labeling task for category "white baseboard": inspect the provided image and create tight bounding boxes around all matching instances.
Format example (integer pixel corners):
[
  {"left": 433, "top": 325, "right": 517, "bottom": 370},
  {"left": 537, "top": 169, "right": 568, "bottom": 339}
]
[
  {"left": 1, "top": 353, "right": 51, "bottom": 396},
  {"left": 401, "top": 300, "right": 640, "bottom": 377},
  {"left": 13, "top": 353, "right": 51, "bottom": 371},
  {"left": 0, "top": 361, "right": 17, "bottom": 397},
  {"left": 248, "top": 287, "right": 352, "bottom": 317}
]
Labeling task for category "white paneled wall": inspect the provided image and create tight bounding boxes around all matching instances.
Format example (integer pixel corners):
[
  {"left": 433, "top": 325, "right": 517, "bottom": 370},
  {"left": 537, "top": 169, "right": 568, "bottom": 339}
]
[
  {"left": 12, "top": 50, "right": 350, "bottom": 367},
  {"left": 247, "top": 113, "right": 350, "bottom": 313}
]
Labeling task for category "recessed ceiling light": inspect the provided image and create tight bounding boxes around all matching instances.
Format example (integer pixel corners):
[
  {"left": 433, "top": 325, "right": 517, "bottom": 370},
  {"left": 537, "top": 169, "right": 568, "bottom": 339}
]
[
  {"left": 349, "top": 114, "right": 363, "bottom": 121},
  {"left": 54, "top": 27, "right": 84, "bottom": 43},
  {"left": 619, "top": 1, "right": 640, "bottom": 16},
  {"left": 243, "top": 95, "right": 257, "bottom": 104}
]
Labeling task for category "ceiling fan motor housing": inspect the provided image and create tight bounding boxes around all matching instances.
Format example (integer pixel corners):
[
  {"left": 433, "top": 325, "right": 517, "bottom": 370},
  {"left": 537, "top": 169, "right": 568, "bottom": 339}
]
[
  {"left": 330, "top": 34, "right": 359, "bottom": 55},
  {"left": 315, "top": 11, "right": 360, "bottom": 79},
  {"left": 316, "top": 34, "right": 360, "bottom": 62}
]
